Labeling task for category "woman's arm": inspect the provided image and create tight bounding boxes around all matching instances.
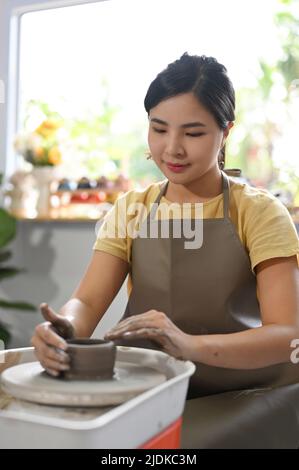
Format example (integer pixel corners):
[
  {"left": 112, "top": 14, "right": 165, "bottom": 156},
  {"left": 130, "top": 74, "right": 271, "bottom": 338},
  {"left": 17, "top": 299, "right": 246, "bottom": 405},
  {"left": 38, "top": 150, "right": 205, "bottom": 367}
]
[
  {"left": 106, "top": 255, "right": 299, "bottom": 369},
  {"left": 31, "top": 250, "right": 129, "bottom": 375},
  {"left": 59, "top": 250, "right": 129, "bottom": 337},
  {"left": 188, "top": 255, "right": 299, "bottom": 368}
]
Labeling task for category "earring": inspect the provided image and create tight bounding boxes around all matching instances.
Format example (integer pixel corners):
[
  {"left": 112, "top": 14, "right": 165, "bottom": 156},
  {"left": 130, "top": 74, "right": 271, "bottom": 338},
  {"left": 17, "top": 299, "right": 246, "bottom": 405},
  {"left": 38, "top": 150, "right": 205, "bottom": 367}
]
[{"left": 145, "top": 151, "right": 152, "bottom": 160}]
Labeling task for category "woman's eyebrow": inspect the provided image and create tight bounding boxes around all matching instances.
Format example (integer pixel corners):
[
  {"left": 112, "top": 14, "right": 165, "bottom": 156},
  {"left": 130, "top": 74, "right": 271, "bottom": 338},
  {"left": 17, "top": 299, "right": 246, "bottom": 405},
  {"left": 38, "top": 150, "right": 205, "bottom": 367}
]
[{"left": 150, "top": 117, "right": 206, "bottom": 128}]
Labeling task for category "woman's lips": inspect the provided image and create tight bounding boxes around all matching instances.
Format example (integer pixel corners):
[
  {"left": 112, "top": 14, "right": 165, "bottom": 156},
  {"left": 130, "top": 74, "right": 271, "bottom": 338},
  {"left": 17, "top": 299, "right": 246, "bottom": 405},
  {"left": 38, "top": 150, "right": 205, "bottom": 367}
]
[{"left": 165, "top": 162, "right": 190, "bottom": 173}]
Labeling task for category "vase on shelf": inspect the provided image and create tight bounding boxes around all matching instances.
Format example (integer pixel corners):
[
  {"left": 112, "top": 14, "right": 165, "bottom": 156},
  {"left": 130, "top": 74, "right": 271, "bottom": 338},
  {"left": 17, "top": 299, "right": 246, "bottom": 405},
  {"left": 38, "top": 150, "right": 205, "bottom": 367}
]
[{"left": 32, "top": 166, "right": 61, "bottom": 217}]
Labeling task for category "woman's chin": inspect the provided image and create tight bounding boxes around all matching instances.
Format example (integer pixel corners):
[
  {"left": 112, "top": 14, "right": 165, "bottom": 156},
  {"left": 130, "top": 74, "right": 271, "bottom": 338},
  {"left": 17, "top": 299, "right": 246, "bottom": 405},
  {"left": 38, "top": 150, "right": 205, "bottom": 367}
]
[{"left": 164, "top": 171, "right": 193, "bottom": 184}]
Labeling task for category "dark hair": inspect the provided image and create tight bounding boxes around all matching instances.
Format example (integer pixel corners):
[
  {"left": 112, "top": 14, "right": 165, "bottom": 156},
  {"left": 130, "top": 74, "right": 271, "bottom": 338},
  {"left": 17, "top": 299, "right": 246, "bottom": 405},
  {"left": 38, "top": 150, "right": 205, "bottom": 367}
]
[{"left": 144, "top": 52, "right": 235, "bottom": 169}]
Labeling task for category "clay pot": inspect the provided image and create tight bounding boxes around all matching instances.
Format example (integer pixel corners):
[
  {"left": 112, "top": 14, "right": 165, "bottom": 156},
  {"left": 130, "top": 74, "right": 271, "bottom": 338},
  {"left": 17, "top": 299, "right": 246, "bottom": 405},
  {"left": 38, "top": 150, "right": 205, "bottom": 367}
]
[{"left": 62, "top": 339, "right": 116, "bottom": 381}]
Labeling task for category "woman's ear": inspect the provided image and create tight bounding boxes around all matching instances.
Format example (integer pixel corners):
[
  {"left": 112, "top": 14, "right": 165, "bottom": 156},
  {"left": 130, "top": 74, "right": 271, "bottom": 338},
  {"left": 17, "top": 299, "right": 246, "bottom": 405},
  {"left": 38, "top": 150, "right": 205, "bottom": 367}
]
[{"left": 225, "top": 121, "right": 234, "bottom": 135}]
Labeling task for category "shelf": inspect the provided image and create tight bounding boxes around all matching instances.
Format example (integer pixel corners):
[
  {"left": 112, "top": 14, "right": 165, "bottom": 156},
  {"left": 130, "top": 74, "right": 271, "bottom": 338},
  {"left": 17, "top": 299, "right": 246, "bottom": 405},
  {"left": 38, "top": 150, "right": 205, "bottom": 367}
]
[{"left": 8, "top": 203, "right": 112, "bottom": 223}]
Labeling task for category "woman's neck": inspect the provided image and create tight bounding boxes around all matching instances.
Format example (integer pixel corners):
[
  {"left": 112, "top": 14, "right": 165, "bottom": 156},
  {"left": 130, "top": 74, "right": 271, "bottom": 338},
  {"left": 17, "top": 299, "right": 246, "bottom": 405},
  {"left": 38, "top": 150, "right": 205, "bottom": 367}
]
[{"left": 164, "top": 168, "right": 223, "bottom": 203}]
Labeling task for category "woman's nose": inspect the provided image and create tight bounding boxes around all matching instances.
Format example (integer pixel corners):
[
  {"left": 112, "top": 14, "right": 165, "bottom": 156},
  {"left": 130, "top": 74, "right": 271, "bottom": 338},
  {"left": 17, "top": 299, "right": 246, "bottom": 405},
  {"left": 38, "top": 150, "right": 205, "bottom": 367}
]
[{"left": 165, "top": 137, "right": 184, "bottom": 157}]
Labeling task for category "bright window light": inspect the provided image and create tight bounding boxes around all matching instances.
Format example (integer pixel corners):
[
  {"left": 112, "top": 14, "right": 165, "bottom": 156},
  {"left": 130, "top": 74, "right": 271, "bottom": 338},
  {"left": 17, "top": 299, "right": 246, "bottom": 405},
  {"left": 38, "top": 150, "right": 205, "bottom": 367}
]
[{"left": 16, "top": 0, "right": 298, "bottom": 197}]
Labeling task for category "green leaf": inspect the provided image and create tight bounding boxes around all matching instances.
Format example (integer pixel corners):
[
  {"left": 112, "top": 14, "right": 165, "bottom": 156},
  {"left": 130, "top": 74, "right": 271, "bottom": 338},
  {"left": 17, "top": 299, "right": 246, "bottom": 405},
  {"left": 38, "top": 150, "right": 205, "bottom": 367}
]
[
  {"left": 0, "top": 299, "right": 36, "bottom": 311},
  {"left": 0, "top": 251, "right": 12, "bottom": 263},
  {"left": 0, "top": 267, "right": 24, "bottom": 280},
  {"left": 0, "top": 324, "right": 10, "bottom": 346},
  {"left": 0, "top": 209, "right": 16, "bottom": 248}
]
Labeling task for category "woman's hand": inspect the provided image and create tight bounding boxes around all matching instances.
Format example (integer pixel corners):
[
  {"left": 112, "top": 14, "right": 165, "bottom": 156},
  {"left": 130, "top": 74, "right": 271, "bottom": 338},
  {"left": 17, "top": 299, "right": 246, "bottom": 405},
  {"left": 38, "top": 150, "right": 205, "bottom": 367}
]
[
  {"left": 104, "top": 310, "right": 196, "bottom": 361},
  {"left": 30, "top": 303, "right": 73, "bottom": 376}
]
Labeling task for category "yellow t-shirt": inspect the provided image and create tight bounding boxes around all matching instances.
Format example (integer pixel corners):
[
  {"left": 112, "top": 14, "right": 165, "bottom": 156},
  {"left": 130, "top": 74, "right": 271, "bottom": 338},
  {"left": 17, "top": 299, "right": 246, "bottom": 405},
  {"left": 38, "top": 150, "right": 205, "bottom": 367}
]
[{"left": 93, "top": 179, "right": 299, "bottom": 296}]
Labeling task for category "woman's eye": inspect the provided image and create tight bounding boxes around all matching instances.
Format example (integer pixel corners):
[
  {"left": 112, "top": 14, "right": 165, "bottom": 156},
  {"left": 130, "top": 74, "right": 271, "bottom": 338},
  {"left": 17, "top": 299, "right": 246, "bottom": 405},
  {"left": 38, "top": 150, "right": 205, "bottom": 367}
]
[
  {"left": 153, "top": 128, "right": 166, "bottom": 133},
  {"left": 152, "top": 128, "right": 205, "bottom": 137},
  {"left": 186, "top": 133, "right": 205, "bottom": 137}
]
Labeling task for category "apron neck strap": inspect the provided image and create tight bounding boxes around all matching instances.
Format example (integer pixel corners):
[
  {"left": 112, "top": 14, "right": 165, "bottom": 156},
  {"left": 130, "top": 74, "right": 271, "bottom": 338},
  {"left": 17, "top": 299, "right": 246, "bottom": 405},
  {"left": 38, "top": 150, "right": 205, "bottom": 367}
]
[
  {"left": 221, "top": 171, "right": 230, "bottom": 219},
  {"left": 153, "top": 170, "right": 230, "bottom": 219}
]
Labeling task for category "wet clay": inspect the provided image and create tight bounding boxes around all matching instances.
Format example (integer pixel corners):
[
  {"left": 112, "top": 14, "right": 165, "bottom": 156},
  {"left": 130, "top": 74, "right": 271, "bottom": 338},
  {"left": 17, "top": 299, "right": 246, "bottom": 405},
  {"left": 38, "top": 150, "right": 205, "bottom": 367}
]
[
  {"left": 62, "top": 339, "right": 116, "bottom": 381},
  {"left": 39, "top": 307, "right": 116, "bottom": 380}
]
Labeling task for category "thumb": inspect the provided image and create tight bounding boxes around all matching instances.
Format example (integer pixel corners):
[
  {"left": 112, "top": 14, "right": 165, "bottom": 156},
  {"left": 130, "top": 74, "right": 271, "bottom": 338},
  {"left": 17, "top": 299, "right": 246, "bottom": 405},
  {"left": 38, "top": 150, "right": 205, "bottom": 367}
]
[
  {"left": 40, "top": 303, "right": 59, "bottom": 323},
  {"left": 40, "top": 302, "right": 75, "bottom": 339}
]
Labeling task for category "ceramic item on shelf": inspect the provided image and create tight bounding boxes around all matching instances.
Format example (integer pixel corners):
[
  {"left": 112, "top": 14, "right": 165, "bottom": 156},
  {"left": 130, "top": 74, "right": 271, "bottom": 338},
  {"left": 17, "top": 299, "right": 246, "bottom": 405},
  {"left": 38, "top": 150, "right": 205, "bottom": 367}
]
[
  {"left": 77, "top": 177, "right": 93, "bottom": 189},
  {"left": 32, "top": 166, "right": 61, "bottom": 216},
  {"left": 57, "top": 178, "right": 76, "bottom": 191}
]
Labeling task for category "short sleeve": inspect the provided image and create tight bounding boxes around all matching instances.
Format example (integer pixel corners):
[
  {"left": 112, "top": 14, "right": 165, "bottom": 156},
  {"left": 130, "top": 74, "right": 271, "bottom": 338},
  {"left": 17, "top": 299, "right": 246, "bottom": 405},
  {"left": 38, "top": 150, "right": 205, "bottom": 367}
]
[
  {"left": 92, "top": 182, "right": 162, "bottom": 266},
  {"left": 93, "top": 196, "right": 129, "bottom": 263},
  {"left": 244, "top": 194, "right": 299, "bottom": 271}
]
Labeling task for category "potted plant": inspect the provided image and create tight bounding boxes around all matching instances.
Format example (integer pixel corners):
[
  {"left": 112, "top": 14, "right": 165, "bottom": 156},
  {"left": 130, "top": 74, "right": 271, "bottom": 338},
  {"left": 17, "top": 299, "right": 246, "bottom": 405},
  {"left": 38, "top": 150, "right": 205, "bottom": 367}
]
[{"left": 0, "top": 173, "right": 36, "bottom": 346}]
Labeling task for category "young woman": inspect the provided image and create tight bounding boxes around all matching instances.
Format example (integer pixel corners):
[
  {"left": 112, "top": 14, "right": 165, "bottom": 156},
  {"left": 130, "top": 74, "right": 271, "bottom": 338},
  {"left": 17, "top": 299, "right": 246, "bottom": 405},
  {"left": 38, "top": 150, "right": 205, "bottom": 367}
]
[{"left": 31, "top": 53, "right": 299, "bottom": 448}]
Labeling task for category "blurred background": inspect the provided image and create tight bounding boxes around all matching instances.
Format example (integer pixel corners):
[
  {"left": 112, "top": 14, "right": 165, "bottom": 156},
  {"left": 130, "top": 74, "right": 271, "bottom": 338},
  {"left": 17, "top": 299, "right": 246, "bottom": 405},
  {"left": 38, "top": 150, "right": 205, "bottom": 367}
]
[{"left": 16, "top": 0, "right": 299, "bottom": 193}]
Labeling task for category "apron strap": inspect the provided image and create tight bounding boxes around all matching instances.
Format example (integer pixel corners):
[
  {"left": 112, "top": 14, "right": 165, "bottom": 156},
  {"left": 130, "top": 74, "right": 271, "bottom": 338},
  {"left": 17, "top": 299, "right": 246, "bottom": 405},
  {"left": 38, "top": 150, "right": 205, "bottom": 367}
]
[
  {"left": 221, "top": 170, "right": 230, "bottom": 220},
  {"left": 157, "top": 179, "right": 168, "bottom": 203},
  {"left": 149, "top": 172, "right": 230, "bottom": 221},
  {"left": 147, "top": 180, "right": 168, "bottom": 223}
]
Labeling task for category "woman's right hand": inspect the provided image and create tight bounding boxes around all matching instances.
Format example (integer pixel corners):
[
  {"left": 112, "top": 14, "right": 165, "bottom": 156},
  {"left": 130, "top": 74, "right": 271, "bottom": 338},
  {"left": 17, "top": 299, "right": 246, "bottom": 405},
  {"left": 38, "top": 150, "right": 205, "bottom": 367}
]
[{"left": 30, "top": 303, "right": 73, "bottom": 376}]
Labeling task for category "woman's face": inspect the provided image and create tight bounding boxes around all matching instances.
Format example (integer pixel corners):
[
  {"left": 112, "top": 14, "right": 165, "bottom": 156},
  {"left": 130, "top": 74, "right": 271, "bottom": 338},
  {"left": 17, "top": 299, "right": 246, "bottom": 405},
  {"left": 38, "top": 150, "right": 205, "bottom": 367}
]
[{"left": 148, "top": 92, "right": 232, "bottom": 184}]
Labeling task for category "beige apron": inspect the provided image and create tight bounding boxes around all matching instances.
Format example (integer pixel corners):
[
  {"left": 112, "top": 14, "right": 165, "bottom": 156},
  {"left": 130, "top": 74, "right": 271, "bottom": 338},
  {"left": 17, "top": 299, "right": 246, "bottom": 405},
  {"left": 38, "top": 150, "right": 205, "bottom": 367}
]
[{"left": 116, "top": 171, "right": 299, "bottom": 448}]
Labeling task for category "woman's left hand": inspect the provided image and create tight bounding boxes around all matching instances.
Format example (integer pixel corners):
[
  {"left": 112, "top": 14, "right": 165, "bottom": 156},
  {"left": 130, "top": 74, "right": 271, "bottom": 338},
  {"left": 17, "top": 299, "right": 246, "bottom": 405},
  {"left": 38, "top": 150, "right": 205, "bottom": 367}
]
[{"left": 104, "top": 310, "right": 196, "bottom": 361}]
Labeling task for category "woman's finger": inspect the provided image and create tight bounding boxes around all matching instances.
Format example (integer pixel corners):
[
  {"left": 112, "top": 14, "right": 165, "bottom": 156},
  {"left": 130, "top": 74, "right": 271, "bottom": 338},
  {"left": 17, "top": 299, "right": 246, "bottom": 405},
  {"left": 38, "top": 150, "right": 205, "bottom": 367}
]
[
  {"left": 35, "top": 322, "right": 68, "bottom": 350},
  {"left": 123, "top": 328, "right": 168, "bottom": 349},
  {"left": 107, "top": 312, "right": 167, "bottom": 336},
  {"left": 40, "top": 303, "right": 74, "bottom": 339},
  {"left": 40, "top": 303, "right": 59, "bottom": 323},
  {"left": 40, "top": 357, "right": 70, "bottom": 374},
  {"left": 114, "top": 310, "right": 165, "bottom": 329},
  {"left": 124, "top": 327, "right": 167, "bottom": 339},
  {"left": 45, "top": 369, "right": 60, "bottom": 377},
  {"left": 107, "top": 326, "right": 169, "bottom": 345},
  {"left": 32, "top": 335, "right": 70, "bottom": 364},
  {"left": 115, "top": 328, "right": 186, "bottom": 359},
  {"left": 107, "top": 318, "right": 160, "bottom": 337}
]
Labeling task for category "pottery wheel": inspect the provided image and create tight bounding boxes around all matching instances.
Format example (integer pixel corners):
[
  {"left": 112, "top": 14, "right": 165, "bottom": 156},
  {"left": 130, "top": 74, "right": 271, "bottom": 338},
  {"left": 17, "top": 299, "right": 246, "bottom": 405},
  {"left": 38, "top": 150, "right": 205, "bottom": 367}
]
[{"left": 0, "top": 361, "right": 166, "bottom": 407}]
